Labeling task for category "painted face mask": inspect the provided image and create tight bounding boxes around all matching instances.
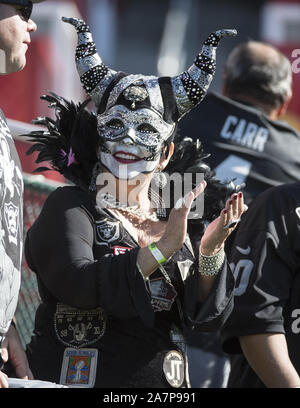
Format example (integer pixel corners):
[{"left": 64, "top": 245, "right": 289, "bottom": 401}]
[
  {"left": 97, "top": 105, "right": 174, "bottom": 179},
  {"left": 60, "top": 17, "right": 237, "bottom": 184}
]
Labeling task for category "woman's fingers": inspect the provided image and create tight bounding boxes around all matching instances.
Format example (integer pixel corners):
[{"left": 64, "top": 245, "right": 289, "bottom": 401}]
[
  {"left": 184, "top": 191, "right": 195, "bottom": 210},
  {"left": 174, "top": 180, "right": 206, "bottom": 211},
  {"left": 237, "top": 192, "right": 244, "bottom": 215},
  {"left": 174, "top": 191, "right": 195, "bottom": 212},
  {"left": 223, "top": 192, "right": 247, "bottom": 230},
  {"left": 231, "top": 194, "right": 239, "bottom": 219},
  {"left": 192, "top": 180, "right": 207, "bottom": 199},
  {"left": 220, "top": 208, "right": 228, "bottom": 228},
  {"left": 225, "top": 197, "right": 233, "bottom": 225}
]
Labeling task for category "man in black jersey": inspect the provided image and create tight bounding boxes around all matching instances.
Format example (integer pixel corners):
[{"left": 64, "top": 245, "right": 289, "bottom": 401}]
[
  {"left": 181, "top": 40, "right": 299, "bottom": 387},
  {"left": 222, "top": 182, "right": 300, "bottom": 388},
  {"left": 0, "top": 0, "right": 38, "bottom": 388},
  {"left": 179, "top": 40, "right": 299, "bottom": 205}
]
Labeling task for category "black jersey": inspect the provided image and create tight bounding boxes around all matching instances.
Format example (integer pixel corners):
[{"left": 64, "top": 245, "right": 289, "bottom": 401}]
[
  {"left": 25, "top": 186, "right": 234, "bottom": 388},
  {"left": 179, "top": 92, "right": 300, "bottom": 204},
  {"left": 0, "top": 109, "right": 23, "bottom": 345},
  {"left": 222, "top": 182, "right": 300, "bottom": 388}
]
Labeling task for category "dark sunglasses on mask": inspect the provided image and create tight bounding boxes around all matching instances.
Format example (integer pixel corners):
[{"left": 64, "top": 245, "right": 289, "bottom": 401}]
[{"left": 11, "top": 1, "right": 33, "bottom": 21}]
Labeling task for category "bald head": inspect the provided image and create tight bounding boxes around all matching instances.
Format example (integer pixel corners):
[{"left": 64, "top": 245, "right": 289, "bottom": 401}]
[{"left": 223, "top": 41, "right": 292, "bottom": 114}]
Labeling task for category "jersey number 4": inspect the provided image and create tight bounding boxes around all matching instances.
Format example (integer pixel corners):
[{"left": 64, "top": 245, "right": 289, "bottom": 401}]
[{"left": 214, "top": 155, "right": 252, "bottom": 186}]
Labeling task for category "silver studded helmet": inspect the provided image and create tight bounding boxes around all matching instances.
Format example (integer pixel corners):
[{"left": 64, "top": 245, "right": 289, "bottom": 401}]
[{"left": 62, "top": 16, "right": 236, "bottom": 129}]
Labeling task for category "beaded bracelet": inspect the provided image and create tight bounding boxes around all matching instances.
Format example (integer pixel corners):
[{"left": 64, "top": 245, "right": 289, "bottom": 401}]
[{"left": 199, "top": 246, "right": 225, "bottom": 276}]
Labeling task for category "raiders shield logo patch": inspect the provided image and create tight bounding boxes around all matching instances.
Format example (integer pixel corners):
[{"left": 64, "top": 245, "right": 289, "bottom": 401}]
[
  {"left": 54, "top": 304, "right": 106, "bottom": 348},
  {"left": 4, "top": 202, "right": 19, "bottom": 245},
  {"left": 95, "top": 219, "right": 120, "bottom": 244}
]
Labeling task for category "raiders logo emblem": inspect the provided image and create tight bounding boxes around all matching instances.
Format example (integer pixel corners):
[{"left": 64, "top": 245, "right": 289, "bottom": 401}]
[
  {"left": 95, "top": 219, "right": 120, "bottom": 244},
  {"left": 4, "top": 202, "right": 19, "bottom": 246},
  {"left": 54, "top": 304, "right": 106, "bottom": 348}
]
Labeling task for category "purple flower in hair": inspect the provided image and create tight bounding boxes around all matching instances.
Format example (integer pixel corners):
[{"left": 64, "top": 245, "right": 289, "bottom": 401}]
[{"left": 61, "top": 147, "right": 78, "bottom": 167}]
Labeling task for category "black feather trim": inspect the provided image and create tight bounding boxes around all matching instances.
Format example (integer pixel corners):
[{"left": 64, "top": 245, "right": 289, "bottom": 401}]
[{"left": 21, "top": 92, "right": 99, "bottom": 190}]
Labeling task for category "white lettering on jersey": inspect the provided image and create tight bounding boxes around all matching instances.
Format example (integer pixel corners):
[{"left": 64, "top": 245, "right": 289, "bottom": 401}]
[
  {"left": 291, "top": 309, "right": 300, "bottom": 334},
  {"left": 221, "top": 115, "right": 238, "bottom": 139},
  {"left": 230, "top": 259, "right": 254, "bottom": 296},
  {"left": 295, "top": 207, "right": 300, "bottom": 220},
  {"left": 220, "top": 115, "right": 269, "bottom": 153},
  {"left": 214, "top": 154, "right": 252, "bottom": 185}
]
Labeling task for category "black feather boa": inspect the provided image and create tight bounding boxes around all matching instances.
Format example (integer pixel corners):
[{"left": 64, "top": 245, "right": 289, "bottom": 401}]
[
  {"left": 23, "top": 93, "right": 241, "bottom": 226},
  {"left": 24, "top": 92, "right": 99, "bottom": 190}
]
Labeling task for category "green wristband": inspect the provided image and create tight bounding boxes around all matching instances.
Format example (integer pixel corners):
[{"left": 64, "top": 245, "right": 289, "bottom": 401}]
[{"left": 148, "top": 243, "right": 167, "bottom": 264}]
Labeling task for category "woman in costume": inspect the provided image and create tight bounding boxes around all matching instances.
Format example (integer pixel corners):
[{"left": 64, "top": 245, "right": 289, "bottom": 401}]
[{"left": 24, "top": 17, "right": 244, "bottom": 388}]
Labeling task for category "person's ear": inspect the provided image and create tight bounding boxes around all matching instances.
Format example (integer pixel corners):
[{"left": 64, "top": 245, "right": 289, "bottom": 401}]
[
  {"left": 160, "top": 142, "right": 174, "bottom": 170},
  {"left": 277, "top": 94, "right": 292, "bottom": 118}
]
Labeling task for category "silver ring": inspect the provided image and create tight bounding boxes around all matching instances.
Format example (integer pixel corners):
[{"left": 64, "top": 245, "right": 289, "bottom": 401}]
[{"left": 223, "top": 218, "right": 241, "bottom": 229}]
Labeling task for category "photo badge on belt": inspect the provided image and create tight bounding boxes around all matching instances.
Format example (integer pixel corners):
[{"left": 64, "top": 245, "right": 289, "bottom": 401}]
[
  {"left": 149, "top": 277, "right": 177, "bottom": 312},
  {"left": 60, "top": 348, "right": 98, "bottom": 388}
]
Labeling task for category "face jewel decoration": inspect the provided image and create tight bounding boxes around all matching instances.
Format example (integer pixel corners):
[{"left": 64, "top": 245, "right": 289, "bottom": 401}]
[{"left": 123, "top": 85, "right": 149, "bottom": 110}]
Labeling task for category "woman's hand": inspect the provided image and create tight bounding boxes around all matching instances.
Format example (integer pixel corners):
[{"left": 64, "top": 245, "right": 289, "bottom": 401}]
[
  {"left": 200, "top": 191, "right": 247, "bottom": 256},
  {"left": 158, "top": 181, "right": 207, "bottom": 257}
]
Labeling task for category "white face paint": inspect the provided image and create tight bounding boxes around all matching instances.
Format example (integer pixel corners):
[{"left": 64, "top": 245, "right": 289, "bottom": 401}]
[
  {"left": 100, "top": 142, "right": 161, "bottom": 179},
  {"left": 98, "top": 105, "right": 174, "bottom": 179}
]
